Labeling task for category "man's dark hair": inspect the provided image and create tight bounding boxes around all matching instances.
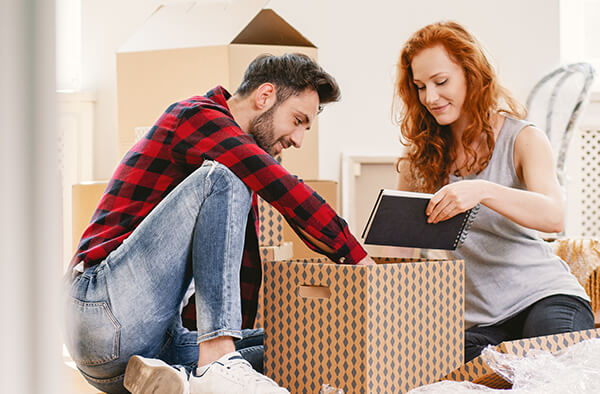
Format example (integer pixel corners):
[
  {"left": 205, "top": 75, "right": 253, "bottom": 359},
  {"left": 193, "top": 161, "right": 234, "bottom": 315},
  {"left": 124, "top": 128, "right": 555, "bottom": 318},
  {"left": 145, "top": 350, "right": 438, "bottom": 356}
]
[{"left": 235, "top": 53, "right": 341, "bottom": 109}]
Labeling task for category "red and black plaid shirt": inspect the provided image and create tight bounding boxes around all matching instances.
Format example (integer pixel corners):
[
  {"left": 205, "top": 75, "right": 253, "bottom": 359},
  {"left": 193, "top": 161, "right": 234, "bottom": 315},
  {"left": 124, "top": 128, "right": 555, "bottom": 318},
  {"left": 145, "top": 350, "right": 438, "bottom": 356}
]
[{"left": 71, "top": 86, "right": 367, "bottom": 327}]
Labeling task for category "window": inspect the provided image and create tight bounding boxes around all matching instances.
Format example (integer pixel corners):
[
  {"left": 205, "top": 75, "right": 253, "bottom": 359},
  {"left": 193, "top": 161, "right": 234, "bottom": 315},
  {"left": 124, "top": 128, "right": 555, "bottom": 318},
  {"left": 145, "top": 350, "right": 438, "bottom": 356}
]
[
  {"left": 561, "top": 0, "right": 600, "bottom": 90},
  {"left": 56, "top": 0, "right": 81, "bottom": 91}
]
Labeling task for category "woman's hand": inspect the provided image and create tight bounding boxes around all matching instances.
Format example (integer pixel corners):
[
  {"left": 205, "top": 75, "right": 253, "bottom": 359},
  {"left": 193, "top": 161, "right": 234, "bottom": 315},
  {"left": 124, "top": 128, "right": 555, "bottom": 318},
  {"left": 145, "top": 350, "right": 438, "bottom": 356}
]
[{"left": 426, "top": 180, "right": 486, "bottom": 223}]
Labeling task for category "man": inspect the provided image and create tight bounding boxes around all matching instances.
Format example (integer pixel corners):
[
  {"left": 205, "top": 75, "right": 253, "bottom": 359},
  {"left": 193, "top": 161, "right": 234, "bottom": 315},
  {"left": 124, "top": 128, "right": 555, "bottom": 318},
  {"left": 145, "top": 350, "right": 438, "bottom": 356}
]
[{"left": 65, "top": 53, "right": 375, "bottom": 394}]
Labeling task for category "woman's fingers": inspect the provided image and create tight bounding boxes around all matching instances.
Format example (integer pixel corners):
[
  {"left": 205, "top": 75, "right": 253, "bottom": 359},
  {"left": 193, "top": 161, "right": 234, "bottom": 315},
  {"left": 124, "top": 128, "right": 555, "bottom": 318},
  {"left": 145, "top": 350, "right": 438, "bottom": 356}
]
[{"left": 428, "top": 197, "right": 455, "bottom": 223}]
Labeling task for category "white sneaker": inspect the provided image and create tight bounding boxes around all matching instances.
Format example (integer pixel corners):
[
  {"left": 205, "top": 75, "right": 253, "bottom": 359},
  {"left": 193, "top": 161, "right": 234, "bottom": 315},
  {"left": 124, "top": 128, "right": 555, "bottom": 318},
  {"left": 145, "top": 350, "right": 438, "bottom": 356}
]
[
  {"left": 124, "top": 355, "right": 190, "bottom": 394},
  {"left": 190, "top": 351, "right": 289, "bottom": 394}
]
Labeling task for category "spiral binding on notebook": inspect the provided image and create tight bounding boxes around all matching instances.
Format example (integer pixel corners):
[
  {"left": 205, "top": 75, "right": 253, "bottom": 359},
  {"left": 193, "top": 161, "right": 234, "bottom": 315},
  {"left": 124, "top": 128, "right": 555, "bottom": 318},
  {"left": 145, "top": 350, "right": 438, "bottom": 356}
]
[{"left": 454, "top": 204, "right": 481, "bottom": 248}]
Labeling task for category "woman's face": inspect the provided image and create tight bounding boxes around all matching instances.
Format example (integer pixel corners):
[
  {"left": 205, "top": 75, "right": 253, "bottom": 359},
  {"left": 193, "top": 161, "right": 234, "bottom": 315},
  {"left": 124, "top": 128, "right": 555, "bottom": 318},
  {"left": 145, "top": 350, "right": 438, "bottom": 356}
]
[{"left": 411, "top": 44, "right": 468, "bottom": 130}]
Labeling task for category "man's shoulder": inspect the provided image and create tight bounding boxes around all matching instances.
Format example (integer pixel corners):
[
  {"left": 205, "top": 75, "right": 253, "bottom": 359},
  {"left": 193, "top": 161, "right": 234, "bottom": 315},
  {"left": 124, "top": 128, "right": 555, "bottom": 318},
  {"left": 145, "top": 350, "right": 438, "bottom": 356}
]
[{"left": 169, "top": 86, "right": 231, "bottom": 119}]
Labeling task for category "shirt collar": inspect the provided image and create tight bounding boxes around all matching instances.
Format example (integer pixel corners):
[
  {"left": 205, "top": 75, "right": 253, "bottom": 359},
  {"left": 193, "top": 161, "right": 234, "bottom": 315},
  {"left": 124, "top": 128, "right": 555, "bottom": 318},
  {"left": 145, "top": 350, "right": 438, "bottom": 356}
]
[{"left": 206, "top": 85, "right": 232, "bottom": 108}]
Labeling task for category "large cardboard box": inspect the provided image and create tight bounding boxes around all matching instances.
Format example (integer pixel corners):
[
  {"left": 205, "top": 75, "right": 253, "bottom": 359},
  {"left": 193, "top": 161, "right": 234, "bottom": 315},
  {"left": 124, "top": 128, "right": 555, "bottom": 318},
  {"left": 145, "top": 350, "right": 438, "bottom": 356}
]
[
  {"left": 117, "top": 3, "right": 319, "bottom": 179},
  {"left": 264, "top": 257, "right": 465, "bottom": 393},
  {"left": 442, "top": 327, "right": 600, "bottom": 389}
]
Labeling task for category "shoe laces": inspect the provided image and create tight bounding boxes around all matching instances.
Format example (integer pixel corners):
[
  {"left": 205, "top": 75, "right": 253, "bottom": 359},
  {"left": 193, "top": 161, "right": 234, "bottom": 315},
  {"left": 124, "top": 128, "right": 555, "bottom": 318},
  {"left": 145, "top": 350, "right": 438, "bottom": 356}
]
[{"left": 225, "top": 359, "right": 279, "bottom": 387}]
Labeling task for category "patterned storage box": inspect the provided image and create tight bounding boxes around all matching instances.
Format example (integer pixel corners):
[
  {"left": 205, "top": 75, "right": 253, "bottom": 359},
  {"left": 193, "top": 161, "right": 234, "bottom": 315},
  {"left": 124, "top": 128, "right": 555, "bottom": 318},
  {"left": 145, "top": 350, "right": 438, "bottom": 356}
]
[
  {"left": 263, "top": 257, "right": 465, "bottom": 393},
  {"left": 442, "top": 327, "right": 600, "bottom": 388}
]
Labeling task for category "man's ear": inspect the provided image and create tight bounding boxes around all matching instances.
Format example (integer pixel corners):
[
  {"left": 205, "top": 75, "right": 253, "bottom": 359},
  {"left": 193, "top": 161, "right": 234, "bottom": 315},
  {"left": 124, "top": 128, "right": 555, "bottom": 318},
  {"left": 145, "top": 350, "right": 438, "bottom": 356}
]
[{"left": 254, "top": 83, "right": 276, "bottom": 110}]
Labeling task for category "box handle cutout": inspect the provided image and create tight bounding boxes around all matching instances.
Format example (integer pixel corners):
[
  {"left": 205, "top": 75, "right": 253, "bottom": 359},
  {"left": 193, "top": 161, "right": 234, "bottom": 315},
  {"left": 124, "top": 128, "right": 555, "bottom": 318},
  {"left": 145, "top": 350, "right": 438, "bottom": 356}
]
[{"left": 297, "top": 285, "right": 330, "bottom": 299}]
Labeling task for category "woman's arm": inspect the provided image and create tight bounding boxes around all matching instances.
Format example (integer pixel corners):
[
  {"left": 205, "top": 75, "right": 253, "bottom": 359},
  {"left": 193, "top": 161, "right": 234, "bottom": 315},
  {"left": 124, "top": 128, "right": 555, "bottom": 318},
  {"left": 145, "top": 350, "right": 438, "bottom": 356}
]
[{"left": 427, "top": 126, "right": 565, "bottom": 233}]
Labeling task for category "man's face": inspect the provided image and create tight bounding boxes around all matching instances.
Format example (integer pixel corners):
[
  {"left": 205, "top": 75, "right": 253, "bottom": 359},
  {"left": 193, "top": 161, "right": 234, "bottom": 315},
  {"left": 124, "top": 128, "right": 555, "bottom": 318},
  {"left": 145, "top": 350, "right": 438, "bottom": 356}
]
[{"left": 249, "top": 89, "right": 320, "bottom": 156}]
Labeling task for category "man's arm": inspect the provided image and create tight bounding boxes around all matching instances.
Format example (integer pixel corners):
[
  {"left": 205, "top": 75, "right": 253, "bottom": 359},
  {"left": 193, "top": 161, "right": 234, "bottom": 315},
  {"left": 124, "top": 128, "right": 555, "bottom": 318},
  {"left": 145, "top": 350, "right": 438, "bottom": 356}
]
[
  {"left": 172, "top": 106, "right": 368, "bottom": 264},
  {"left": 295, "top": 226, "right": 375, "bottom": 265}
]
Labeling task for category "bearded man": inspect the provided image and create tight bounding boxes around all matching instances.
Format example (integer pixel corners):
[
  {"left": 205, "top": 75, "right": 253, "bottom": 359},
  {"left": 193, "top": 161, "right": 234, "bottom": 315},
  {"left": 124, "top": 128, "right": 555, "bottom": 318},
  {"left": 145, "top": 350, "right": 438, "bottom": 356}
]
[{"left": 64, "top": 53, "right": 375, "bottom": 394}]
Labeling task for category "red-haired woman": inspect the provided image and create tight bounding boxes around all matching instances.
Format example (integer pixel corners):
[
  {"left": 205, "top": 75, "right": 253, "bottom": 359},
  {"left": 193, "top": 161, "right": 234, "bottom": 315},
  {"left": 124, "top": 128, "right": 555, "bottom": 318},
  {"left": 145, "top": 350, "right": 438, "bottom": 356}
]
[{"left": 393, "top": 21, "right": 594, "bottom": 362}]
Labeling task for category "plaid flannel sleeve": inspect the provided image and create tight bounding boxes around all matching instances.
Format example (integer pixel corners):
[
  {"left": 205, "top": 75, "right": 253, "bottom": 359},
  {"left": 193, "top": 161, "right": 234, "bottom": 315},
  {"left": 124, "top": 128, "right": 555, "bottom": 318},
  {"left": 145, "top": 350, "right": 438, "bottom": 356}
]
[{"left": 171, "top": 105, "right": 367, "bottom": 264}]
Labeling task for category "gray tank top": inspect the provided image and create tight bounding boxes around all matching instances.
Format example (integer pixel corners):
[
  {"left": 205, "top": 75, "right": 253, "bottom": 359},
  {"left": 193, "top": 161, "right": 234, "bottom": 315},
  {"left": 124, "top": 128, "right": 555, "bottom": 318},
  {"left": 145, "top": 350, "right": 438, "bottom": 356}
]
[{"left": 449, "top": 116, "right": 589, "bottom": 328}]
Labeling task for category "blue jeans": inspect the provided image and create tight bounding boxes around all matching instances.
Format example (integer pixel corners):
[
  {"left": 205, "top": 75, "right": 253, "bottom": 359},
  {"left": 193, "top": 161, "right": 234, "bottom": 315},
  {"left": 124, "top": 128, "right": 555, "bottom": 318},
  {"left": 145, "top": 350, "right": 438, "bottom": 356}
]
[
  {"left": 64, "top": 161, "right": 263, "bottom": 393},
  {"left": 465, "top": 294, "right": 594, "bottom": 362}
]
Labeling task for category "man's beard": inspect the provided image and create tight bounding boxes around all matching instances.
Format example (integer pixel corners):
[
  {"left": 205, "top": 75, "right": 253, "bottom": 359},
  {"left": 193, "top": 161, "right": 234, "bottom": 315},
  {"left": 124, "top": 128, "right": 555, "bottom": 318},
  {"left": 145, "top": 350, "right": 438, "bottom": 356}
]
[{"left": 248, "top": 102, "right": 279, "bottom": 156}]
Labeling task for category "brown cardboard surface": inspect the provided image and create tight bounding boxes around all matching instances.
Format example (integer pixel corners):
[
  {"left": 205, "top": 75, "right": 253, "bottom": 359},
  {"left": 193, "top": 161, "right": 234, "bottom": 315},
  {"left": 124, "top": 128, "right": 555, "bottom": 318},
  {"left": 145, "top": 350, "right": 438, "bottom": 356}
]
[
  {"left": 442, "top": 327, "right": 600, "bottom": 389},
  {"left": 116, "top": 46, "right": 230, "bottom": 157},
  {"left": 257, "top": 195, "right": 284, "bottom": 247},
  {"left": 254, "top": 242, "right": 294, "bottom": 329},
  {"left": 281, "top": 180, "right": 338, "bottom": 259},
  {"left": 264, "top": 257, "right": 465, "bottom": 393},
  {"left": 588, "top": 267, "right": 600, "bottom": 314},
  {"left": 232, "top": 9, "right": 313, "bottom": 46},
  {"left": 72, "top": 182, "right": 108, "bottom": 252},
  {"left": 117, "top": 9, "right": 319, "bottom": 179}
]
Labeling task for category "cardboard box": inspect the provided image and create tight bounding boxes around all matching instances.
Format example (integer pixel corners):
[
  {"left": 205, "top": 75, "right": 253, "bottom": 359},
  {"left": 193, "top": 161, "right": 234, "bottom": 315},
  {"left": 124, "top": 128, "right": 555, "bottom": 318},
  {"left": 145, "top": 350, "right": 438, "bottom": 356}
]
[
  {"left": 264, "top": 257, "right": 465, "bottom": 393},
  {"left": 257, "top": 194, "right": 285, "bottom": 247},
  {"left": 587, "top": 267, "right": 599, "bottom": 316},
  {"left": 254, "top": 242, "right": 295, "bottom": 329},
  {"left": 117, "top": 5, "right": 319, "bottom": 179},
  {"left": 442, "top": 327, "right": 600, "bottom": 389},
  {"left": 72, "top": 182, "right": 108, "bottom": 252}
]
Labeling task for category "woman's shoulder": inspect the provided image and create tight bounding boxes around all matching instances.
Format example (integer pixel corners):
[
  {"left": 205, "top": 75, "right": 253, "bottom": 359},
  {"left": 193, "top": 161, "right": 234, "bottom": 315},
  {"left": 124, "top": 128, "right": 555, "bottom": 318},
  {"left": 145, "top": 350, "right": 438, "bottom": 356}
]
[
  {"left": 497, "top": 114, "right": 546, "bottom": 144},
  {"left": 514, "top": 124, "right": 550, "bottom": 148},
  {"left": 512, "top": 122, "right": 553, "bottom": 176},
  {"left": 499, "top": 113, "right": 532, "bottom": 130}
]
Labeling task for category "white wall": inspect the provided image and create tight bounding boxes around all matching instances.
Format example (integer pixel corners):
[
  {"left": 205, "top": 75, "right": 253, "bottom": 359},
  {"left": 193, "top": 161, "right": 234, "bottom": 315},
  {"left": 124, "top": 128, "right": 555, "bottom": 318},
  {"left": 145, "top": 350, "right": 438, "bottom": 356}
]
[
  {"left": 270, "top": 0, "right": 561, "bottom": 180},
  {"left": 81, "top": 0, "right": 163, "bottom": 179},
  {"left": 82, "top": 0, "right": 561, "bottom": 181}
]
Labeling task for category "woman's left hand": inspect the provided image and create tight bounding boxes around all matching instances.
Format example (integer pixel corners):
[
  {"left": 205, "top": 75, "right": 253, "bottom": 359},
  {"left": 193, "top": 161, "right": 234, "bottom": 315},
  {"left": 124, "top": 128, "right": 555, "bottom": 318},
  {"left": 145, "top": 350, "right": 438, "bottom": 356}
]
[{"left": 426, "top": 180, "right": 486, "bottom": 223}]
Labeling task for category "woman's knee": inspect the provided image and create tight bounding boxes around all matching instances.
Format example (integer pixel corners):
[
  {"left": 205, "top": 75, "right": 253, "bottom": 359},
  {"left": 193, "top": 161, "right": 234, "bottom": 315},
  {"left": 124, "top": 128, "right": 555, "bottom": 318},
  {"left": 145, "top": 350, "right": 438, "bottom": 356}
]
[{"left": 522, "top": 295, "right": 594, "bottom": 337}]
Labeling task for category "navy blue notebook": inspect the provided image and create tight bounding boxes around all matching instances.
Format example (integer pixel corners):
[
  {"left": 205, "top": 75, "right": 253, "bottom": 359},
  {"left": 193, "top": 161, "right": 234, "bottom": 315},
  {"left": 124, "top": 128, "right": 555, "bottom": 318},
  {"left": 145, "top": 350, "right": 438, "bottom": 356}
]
[{"left": 361, "top": 189, "right": 476, "bottom": 250}]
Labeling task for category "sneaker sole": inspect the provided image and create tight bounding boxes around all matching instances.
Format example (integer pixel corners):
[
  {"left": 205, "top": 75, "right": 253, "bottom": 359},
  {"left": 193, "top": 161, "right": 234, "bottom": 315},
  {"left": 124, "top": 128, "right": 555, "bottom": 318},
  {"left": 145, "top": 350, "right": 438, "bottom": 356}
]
[{"left": 123, "top": 355, "right": 187, "bottom": 394}]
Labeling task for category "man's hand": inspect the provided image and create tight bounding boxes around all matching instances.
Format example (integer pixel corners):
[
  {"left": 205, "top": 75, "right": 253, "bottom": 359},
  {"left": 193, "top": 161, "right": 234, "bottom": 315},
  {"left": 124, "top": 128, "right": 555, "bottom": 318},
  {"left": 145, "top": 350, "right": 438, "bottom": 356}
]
[{"left": 357, "top": 256, "right": 376, "bottom": 266}]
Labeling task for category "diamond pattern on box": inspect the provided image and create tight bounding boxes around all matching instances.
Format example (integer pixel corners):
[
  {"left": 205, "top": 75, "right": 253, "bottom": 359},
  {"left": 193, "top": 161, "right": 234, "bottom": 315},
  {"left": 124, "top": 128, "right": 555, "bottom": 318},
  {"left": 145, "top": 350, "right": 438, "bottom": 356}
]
[
  {"left": 264, "top": 257, "right": 464, "bottom": 393},
  {"left": 257, "top": 197, "right": 284, "bottom": 247}
]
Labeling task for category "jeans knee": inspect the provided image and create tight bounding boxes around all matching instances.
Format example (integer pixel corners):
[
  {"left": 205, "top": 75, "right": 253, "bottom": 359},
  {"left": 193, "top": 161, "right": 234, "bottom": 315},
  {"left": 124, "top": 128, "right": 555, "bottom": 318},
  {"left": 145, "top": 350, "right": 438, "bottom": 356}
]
[{"left": 205, "top": 161, "right": 251, "bottom": 204}]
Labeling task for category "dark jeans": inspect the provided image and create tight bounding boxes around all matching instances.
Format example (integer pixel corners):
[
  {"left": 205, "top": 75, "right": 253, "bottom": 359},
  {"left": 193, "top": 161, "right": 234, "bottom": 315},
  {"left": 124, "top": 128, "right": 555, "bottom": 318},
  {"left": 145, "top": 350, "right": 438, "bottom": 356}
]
[
  {"left": 465, "top": 294, "right": 594, "bottom": 362},
  {"left": 234, "top": 329, "right": 264, "bottom": 373}
]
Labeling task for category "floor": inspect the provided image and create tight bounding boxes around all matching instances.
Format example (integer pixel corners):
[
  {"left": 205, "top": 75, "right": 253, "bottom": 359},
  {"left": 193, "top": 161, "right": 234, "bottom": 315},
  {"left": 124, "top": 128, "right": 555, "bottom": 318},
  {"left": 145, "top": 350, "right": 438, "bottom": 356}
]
[{"left": 63, "top": 347, "right": 104, "bottom": 394}]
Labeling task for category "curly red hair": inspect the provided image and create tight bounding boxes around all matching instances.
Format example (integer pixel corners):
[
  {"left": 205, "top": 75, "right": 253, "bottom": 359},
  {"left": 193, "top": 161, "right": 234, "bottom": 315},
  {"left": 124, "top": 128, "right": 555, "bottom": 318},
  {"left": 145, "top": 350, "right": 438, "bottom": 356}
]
[{"left": 393, "top": 21, "right": 526, "bottom": 193}]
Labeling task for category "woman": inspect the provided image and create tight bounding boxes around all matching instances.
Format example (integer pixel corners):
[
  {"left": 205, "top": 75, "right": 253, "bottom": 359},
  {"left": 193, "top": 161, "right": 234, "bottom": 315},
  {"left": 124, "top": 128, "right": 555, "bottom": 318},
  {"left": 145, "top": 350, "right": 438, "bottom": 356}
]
[{"left": 393, "top": 21, "right": 594, "bottom": 362}]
